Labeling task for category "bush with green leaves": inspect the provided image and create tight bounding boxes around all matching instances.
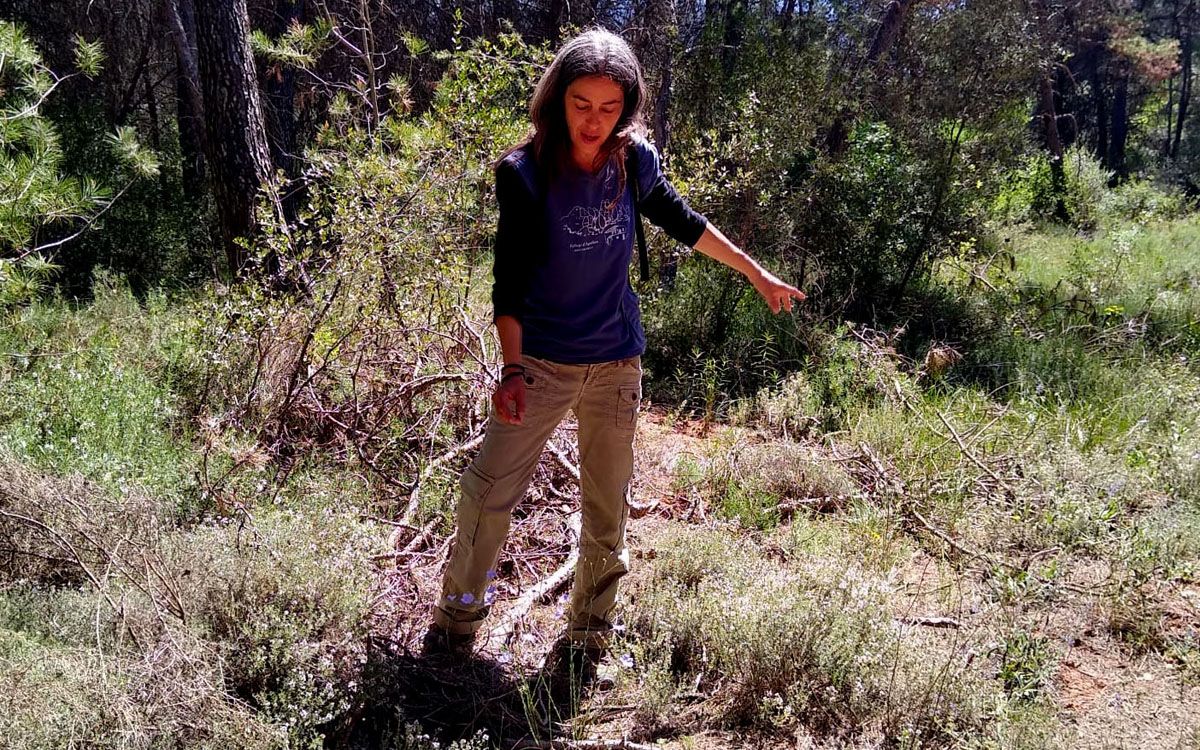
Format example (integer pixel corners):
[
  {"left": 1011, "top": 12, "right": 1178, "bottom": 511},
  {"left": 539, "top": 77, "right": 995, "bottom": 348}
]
[
  {"left": 644, "top": 120, "right": 982, "bottom": 407},
  {"left": 988, "top": 143, "right": 1191, "bottom": 229},
  {"left": 727, "top": 323, "right": 907, "bottom": 434},
  {"left": 192, "top": 31, "right": 553, "bottom": 500},
  {"left": 1099, "top": 176, "right": 1194, "bottom": 223},
  {"left": 997, "top": 632, "right": 1056, "bottom": 703}
]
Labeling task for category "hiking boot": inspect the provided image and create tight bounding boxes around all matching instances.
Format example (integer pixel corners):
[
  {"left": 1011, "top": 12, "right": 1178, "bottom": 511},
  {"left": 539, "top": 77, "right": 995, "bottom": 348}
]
[
  {"left": 420, "top": 623, "right": 476, "bottom": 657},
  {"left": 545, "top": 637, "right": 606, "bottom": 686}
]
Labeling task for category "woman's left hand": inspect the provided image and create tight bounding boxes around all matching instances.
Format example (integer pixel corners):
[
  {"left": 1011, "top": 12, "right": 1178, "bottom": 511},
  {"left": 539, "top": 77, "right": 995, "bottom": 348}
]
[{"left": 751, "top": 269, "right": 806, "bottom": 313}]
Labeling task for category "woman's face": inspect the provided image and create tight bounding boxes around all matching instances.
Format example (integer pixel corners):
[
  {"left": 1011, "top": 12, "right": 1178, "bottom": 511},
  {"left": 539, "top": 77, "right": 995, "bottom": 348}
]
[{"left": 563, "top": 74, "right": 624, "bottom": 169}]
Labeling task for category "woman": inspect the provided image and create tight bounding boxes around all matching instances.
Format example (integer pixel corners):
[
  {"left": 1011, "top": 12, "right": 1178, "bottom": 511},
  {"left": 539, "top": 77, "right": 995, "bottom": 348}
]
[{"left": 426, "top": 28, "right": 804, "bottom": 660}]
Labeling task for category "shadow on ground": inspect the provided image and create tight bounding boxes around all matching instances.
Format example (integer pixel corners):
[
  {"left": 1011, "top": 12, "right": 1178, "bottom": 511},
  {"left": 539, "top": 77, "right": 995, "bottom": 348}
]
[{"left": 330, "top": 633, "right": 592, "bottom": 749}]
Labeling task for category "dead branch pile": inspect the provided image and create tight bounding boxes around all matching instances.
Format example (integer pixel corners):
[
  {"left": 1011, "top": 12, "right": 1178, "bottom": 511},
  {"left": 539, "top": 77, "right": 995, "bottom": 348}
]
[{"left": 0, "top": 458, "right": 164, "bottom": 589}]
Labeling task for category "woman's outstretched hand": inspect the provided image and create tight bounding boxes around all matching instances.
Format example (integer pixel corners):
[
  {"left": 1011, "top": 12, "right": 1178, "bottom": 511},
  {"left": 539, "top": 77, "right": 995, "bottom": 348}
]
[
  {"left": 492, "top": 375, "right": 526, "bottom": 425},
  {"left": 751, "top": 269, "right": 806, "bottom": 313},
  {"left": 690, "top": 223, "right": 806, "bottom": 313}
]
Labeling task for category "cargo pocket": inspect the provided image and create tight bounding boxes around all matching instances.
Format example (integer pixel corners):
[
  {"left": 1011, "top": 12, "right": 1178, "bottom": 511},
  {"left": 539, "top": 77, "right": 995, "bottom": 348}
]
[
  {"left": 459, "top": 464, "right": 496, "bottom": 544},
  {"left": 616, "top": 384, "right": 641, "bottom": 431}
]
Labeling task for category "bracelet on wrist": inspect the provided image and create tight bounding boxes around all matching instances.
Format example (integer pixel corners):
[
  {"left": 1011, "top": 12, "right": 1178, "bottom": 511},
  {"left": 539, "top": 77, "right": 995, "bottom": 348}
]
[{"left": 500, "top": 370, "right": 526, "bottom": 385}]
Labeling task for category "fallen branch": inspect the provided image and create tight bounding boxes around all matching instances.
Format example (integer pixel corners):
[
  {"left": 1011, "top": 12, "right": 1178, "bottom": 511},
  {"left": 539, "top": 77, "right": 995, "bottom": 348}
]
[
  {"left": 777, "top": 493, "right": 861, "bottom": 515},
  {"left": 892, "top": 378, "right": 1014, "bottom": 495},
  {"left": 855, "top": 439, "right": 998, "bottom": 567},
  {"left": 932, "top": 407, "right": 1013, "bottom": 493},
  {"left": 546, "top": 440, "right": 580, "bottom": 481},
  {"left": 511, "top": 739, "right": 661, "bottom": 750},
  {"left": 399, "top": 430, "right": 485, "bottom": 527},
  {"left": 895, "top": 615, "right": 961, "bottom": 629},
  {"left": 857, "top": 441, "right": 907, "bottom": 495},
  {"left": 361, "top": 514, "right": 420, "bottom": 529},
  {"left": 485, "top": 511, "right": 582, "bottom": 652},
  {"left": 908, "top": 506, "right": 988, "bottom": 563},
  {"left": 546, "top": 439, "right": 654, "bottom": 514},
  {"left": 374, "top": 518, "right": 439, "bottom": 564}
]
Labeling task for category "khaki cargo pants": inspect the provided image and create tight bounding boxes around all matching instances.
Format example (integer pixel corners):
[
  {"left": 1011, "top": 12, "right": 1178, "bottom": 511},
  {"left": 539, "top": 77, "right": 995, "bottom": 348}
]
[{"left": 432, "top": 354, "right": 642, "bottom": 649}]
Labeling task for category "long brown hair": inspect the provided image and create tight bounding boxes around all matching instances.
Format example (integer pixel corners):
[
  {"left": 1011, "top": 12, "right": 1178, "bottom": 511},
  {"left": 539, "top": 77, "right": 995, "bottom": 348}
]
[{"left": 497, "top": 28, "right": 649, "bottom": 205}]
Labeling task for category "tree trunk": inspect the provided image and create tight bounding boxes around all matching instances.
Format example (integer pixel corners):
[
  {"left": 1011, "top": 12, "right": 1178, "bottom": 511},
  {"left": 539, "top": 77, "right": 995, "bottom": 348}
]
[
  {"left": 865, "top": 0, "right": 918, "bottom": 65},
  {"left": 894, "top": 117, "right": 965, "bottom": 302},
  {"left": 1037, "top": 72, "right": 1069, "bottom": 221},
  {"left": 1165, "top": 74, "right": 1175, "bottom": 157},
  {"left": 143, "top": 55, "right": 169, "bottom": 198},
  {"left": 261, "top": 0, "right": 306, "bottom": 225},
  {"left": 653, "top": 53, "right": 673, "bottom": 157},
  {"left": 544, "top": 0, "right": 565, "bottom": 42},
  {"left": 1109, "top": 64, "right": 1129, "bottom": 180},
  {"left": 781, "top": 0, "right": 797, "bottom": 30},
  {"left": 721, "top": 0, "right": 746, "bottom": 80},
  {"left": 1092, "top": 49, "right": 1108, "bottom": 166},
  {"left": 1173, "top": 29, "right": 1192, "bottom": 158},
  {"left": 194, "top": 0, "right": 279, "bottom": 278},
  {"left": 654, "top": 56, "right": 677, "bottom": 287},
  {"left": 164, "top": 0, "right": 207, "bottom": 201},
  {"left": 113, "top": 22, "right": 155, "bottom": 125},
  {"left": 1028, "top": 0, "right": 1067, "bottom": 218},
  {"left": 822, "top": 0, "right": 921, "bottom": 157}
]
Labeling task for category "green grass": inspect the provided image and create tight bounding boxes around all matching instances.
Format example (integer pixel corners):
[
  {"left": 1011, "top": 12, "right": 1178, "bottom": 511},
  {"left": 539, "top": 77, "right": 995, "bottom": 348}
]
[
  {"left": 695, "top": 214, "right": 1200, "bottom": 736},
  {"left": 0, "top": 274, "right": 203, "bottom": 510}
]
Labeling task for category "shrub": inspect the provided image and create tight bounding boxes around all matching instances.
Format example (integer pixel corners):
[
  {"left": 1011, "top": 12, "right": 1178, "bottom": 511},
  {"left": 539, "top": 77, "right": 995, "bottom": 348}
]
[
  {"left": 729, "top": 324, "right": 908, "bottom": 434},
  {"left": 0, "top": 613, "right": 286, "bottom": 748},
  {"left": 0, "top": 455, "right": 387, "bottom": 748},
  {"left": 191, "top": 33, "right": 554, "bottom": 501},
  {"left": 625, "top": 525, "right": 998, "bottom": 743},
  {"left": 0, "top": 455, "right": 167, "bottom": 588},
  {"left": 168, "top": 510, "right": 378, "bottom": 745},
  {"left": 990, "top": 144, "right": 1194, "bottom": 230},
  {"left": 644, "top": 119, "right": 983, "bottom": 402},
  {"left": 997, "top": 632, "right": 1056, "bottom": 703},
  {"left": 1100, "top": 177, "right": 1194, "bottom": 223},
  {"left": 991, "top": 145, "right": 1109, "bottom": 229},
  {"left": 673, "top": 433, "right": 857, "bottom": 530}
]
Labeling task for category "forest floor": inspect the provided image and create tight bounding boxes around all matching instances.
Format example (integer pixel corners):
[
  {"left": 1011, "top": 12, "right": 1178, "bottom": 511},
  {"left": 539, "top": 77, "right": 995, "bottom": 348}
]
[{"left": 372, "top": 407, "right": 1200, "bottom": 750}]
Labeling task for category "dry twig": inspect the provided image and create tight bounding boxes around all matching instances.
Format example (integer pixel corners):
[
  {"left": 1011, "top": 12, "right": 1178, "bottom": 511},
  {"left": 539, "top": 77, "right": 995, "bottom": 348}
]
[
  {"left": 511, "top": 738, "right": 661, "bottom": 750},
  {"left": 398, "top": 430, "right": 485, "bottom": 528}
]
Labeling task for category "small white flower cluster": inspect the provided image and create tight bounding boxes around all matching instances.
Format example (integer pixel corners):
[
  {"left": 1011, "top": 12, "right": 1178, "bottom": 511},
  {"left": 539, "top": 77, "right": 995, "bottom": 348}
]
[{"left": 401, "top": 721, "right": 490, "bottom": 750}]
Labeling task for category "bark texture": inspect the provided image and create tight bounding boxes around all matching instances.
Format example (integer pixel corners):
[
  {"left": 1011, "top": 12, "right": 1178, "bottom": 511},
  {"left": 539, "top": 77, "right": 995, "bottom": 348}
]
[{"left": 194, "top": 0, "right": 277, "bottom": 276}]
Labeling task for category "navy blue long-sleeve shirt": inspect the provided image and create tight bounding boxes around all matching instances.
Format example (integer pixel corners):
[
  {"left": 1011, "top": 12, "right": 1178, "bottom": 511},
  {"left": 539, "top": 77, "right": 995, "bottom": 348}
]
[{"left": 491, "top": 133, "right": 708, "bottom": 364}]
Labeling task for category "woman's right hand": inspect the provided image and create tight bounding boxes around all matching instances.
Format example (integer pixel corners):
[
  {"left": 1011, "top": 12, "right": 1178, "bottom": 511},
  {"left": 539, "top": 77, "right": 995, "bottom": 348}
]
[{"left": 492, "top": 374, "right": 526, "bottom": 425}]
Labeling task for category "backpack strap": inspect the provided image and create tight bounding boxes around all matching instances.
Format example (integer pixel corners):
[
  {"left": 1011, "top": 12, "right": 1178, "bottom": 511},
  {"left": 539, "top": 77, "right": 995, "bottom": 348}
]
[{"left": 627, "top": 146, "right": 650, "bottom": 284}]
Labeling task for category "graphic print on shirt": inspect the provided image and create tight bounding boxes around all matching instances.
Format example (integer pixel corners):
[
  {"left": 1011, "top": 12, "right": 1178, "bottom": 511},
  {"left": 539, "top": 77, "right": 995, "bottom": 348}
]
[{"left": 562, "top": 202, "right": 630, "bottom": 252}]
